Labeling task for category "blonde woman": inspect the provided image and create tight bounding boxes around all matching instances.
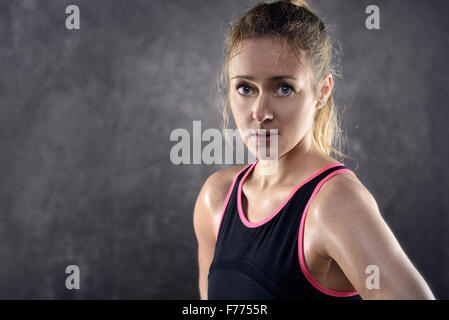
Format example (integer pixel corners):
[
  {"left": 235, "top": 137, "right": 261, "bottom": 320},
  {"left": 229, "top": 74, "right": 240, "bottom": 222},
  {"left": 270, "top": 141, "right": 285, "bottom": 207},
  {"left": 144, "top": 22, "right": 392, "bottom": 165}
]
[{"left": 193, "top": 0, "right": 435, "bottom": 300}]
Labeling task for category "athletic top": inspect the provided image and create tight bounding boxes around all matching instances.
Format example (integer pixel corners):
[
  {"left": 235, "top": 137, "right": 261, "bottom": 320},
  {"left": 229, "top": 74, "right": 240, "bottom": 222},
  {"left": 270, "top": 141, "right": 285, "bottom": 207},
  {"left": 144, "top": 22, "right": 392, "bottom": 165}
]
[{"left": 208, "top": 159, "right": 361, "bottom": 300}]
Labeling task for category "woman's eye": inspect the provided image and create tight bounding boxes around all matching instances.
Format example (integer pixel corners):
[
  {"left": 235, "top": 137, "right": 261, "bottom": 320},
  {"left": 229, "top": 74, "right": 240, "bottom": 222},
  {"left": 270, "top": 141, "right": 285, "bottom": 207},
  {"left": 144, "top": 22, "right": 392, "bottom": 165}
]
[
  {"left": 237, "top": 85, "right": 254, "bottom": 96},
  {"left": 236, "top": 83, "right": 293, "bottom": 97},
  {"left": 276, "top": 84, "right": 293, "bottom": 96}
]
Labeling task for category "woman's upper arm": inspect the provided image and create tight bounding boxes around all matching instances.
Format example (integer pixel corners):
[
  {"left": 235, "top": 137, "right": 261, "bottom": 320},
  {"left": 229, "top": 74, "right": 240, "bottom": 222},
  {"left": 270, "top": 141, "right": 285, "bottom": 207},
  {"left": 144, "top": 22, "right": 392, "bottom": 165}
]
[
  {"left": 314, "top": 176, "right": 436, "bottom": 300},
  {"left": 193, "top": 170, "right": 230, "bottom": 300}
]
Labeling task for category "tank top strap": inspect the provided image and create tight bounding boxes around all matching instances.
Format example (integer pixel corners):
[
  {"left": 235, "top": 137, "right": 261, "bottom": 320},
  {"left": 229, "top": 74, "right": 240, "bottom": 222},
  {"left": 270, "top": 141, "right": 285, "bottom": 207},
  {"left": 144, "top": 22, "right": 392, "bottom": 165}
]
[
  {"left": 215, "top": 162, "right": 255, "bottom": 241},
  {"left": 308, "top": 162, "right": 353, "bottom": 185},
  {"left": 287, "top": 162, "right": 354, "bottom": 219}
]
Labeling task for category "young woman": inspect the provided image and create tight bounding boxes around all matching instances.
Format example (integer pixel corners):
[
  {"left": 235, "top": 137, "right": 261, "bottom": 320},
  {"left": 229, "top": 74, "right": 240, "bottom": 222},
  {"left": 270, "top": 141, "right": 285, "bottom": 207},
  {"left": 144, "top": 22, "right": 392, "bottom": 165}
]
[{"left": 193, "top": 0, "right": 435, "bottom": 300}]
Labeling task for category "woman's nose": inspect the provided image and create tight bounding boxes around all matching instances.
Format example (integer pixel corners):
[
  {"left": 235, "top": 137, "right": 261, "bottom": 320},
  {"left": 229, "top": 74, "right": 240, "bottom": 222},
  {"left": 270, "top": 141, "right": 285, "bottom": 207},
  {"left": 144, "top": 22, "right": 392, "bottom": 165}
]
[{"left": 252, "top": 95, "right": 273, "bottom": 123}]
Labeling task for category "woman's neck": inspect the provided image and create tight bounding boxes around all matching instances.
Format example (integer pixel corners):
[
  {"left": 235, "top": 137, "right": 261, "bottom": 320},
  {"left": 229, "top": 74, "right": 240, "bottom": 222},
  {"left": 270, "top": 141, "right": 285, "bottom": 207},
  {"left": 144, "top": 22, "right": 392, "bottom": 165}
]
[{"left": 252, "top": 132, "right": 331, "bottom": 188}]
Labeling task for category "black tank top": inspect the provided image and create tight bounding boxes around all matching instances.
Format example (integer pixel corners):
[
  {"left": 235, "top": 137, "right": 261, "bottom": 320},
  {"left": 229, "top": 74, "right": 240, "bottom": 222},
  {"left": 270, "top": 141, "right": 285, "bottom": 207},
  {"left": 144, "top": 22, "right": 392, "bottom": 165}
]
[{"left": 208, "top": 159, "right": 361, "bottom": 300}]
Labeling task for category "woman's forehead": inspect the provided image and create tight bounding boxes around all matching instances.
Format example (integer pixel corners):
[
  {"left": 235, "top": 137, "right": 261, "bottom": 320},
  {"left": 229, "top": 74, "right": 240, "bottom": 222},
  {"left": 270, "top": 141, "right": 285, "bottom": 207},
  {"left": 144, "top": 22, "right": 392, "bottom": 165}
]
[{"left": 228, "top": 38, "right": 309, "bottom": 83}]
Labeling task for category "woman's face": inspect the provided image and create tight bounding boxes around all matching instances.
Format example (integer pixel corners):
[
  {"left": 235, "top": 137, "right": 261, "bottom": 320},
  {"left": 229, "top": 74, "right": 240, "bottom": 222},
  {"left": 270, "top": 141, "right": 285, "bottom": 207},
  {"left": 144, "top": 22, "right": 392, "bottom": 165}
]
[{"left": 228, "top": 37, "right": 319, "bottom": 159}]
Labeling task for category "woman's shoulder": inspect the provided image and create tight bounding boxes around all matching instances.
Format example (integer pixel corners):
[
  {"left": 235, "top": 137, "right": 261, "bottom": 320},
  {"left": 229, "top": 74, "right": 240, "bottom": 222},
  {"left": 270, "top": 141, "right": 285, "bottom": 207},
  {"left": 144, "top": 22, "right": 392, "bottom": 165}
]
[
  {"left": 201, "top": 164, "right": 249, "bottom": 213},
  {"left": 310, "top": 162, "right": 379, "bottom": 228},
  {"left": 325, "top": 164, "right": 367, "bottom": 197},
  {"left": 301, "top": 155, "right": 364, "bottom": 192},
  {"left": 307, "top": 154, "right": 365, "bottom": 193},
  {"left": 194, "top": 164, "right": 249, "bottom": 238},
  {"left": 315, "top": 160, "right": 370, "bottom": 204},
  {"left": 306, "top": 162, "right": 381, "bottom": 256}
]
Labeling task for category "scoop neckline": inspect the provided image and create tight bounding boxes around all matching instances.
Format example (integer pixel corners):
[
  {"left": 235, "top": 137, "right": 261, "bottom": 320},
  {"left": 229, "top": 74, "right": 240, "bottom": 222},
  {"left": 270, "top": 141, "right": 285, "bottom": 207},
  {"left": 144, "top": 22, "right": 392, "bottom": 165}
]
[{"left": 237, "top": 159, "right": 345, "bottom": 228}]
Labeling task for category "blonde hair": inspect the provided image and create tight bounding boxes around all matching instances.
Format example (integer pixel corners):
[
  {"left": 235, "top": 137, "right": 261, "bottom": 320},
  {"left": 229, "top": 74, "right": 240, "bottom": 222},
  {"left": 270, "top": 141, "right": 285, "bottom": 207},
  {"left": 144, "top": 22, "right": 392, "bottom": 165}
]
[{"left": 217, "top": 0, "right": 349, "bottom": 160}]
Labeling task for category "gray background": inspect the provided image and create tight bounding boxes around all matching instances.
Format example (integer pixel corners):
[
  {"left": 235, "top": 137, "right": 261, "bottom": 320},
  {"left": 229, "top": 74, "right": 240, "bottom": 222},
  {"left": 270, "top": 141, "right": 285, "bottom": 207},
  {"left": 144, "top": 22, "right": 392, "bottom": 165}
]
[{"left": 0, "top": 0, "right": 447, "bottom": 299}]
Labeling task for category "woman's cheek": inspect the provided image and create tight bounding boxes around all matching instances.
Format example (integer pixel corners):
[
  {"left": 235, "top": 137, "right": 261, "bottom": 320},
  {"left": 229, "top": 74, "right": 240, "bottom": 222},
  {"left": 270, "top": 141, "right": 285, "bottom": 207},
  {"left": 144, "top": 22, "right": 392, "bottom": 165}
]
[
  {"left": 230, "top": 103, "right": 244, "bottom": 124},
  {"left": 230, "top": 99, "right": 251, "bottom": 126}
]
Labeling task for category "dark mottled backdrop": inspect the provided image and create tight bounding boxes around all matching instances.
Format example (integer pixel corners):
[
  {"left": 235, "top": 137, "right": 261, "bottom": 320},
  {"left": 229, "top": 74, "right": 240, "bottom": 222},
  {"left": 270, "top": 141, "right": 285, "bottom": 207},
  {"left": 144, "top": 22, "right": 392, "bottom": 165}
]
[{"left": 0, "top": 0, "right": 447, "bottom": 299}]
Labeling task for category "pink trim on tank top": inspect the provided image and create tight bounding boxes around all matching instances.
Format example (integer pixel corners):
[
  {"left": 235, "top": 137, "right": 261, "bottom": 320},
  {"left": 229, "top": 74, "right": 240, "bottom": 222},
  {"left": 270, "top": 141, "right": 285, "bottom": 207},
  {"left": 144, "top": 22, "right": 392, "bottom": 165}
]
[
  {"left": 215, "top": 163, "right": 254, "bottom": 241},
  {"left": 298, "top": 168, "right": 359, "bottom": 297},
  {"left": 237, "top": 159, "right": 346, "bottom": 228}
]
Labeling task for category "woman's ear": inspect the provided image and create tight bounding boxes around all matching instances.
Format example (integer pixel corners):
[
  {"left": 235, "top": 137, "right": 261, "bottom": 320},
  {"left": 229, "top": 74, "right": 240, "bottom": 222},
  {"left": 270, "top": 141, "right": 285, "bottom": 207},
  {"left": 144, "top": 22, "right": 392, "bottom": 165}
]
[{"left": 315, "top": 73, "right": 333, "bottom": 109}]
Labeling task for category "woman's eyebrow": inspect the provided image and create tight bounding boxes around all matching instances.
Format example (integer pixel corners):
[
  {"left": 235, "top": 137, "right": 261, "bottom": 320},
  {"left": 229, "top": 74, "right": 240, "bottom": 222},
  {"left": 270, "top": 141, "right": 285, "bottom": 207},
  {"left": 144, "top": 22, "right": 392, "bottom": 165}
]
[{"left": 230, "top": 75, "right": 297, "bottom": 81}]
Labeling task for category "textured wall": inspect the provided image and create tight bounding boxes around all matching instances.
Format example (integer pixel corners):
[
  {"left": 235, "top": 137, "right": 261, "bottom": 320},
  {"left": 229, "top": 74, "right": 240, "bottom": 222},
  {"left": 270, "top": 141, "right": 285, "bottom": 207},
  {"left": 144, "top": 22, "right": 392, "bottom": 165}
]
[{"left": 0, "top": 0, "right": 447, "bottom": 299}]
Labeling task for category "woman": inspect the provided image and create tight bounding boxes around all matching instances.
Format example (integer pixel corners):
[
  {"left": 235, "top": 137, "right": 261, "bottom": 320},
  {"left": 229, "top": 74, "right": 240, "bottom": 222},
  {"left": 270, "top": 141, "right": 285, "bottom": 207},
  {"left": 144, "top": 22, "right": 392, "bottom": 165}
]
[{"left": 193, "top": 0, "right": 435, "bottom": 300}]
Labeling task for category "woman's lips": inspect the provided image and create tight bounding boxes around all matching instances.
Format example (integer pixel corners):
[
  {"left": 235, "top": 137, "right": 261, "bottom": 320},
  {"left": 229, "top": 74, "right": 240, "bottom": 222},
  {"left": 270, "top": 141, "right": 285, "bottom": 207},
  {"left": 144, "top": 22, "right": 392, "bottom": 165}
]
[{"left": 253, "top": 132, "right": 278, "bottom": 144}]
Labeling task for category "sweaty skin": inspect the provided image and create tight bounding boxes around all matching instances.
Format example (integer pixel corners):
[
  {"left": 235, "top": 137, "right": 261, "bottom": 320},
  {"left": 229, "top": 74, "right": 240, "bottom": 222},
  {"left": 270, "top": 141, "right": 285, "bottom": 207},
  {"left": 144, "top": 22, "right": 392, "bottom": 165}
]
[{"left": 194, "top": 37, "right": 435, "bottom": 300}]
